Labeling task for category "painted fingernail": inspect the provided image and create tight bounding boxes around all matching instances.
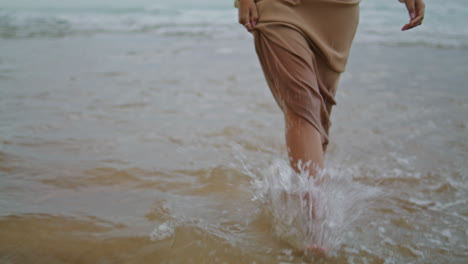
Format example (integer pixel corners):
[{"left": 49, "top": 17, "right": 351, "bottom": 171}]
[{"left": 411, "top": 12, "right": 416, "bottom": 19}]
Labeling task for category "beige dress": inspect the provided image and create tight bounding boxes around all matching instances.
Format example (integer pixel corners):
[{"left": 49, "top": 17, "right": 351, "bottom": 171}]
[{"left": 252, "top": 0, "right": 360, "bottom": 152}]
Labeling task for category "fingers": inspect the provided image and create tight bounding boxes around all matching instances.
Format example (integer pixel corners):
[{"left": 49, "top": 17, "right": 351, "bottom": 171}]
[
  {"left": 238, "top": 1, "right": 249, "bottom": 29},
  {"left": 238, "top": 0, "right": 258, "bottom": 33},
  {"left": 402, "top": 0, "right": 425, "bottom": 31},
  {"left": 404, "top": 0, "right": 416, "bottom": 20},
  {"left": 250, "top": 4, "right": 259, "bottom": 27}
]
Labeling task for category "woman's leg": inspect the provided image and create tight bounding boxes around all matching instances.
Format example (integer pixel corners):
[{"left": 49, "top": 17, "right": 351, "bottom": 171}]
[
  {"left": 253, "top": 29, "right": 327, "bottom": 179},
  {"left": 285, "top": 107, "right": 328, "bottom": 256},
  {"left": 284, "top": 108, "right": 324, "bottom": 179}
]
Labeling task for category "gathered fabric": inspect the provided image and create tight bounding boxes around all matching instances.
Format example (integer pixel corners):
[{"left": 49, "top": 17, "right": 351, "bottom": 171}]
[{"left": 252, "top": 0, "right": 360, "bottom": 151}]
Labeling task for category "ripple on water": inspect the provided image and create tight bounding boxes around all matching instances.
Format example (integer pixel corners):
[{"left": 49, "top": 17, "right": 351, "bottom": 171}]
[{"left": 38, "top": 167, "right": 197, "bottom": 192}]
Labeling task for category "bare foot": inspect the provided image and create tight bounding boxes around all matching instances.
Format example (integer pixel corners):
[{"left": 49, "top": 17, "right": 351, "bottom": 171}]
[
  {"left": 304, "top": 244, "right": 327, "bottom": 256},
  {"left": 302, "top": 191, "right": 326, "bottom": 221},
  {"left": 302, "top": 184, "right": 328, "bottom": 256}
]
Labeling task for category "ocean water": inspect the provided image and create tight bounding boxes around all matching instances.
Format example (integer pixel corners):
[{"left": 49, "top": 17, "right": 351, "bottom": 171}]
[
  {"left": 0, "top": 0, "right": 467, "bottom": 263},
  {"left": 0, "top": 0, "right": 467, "bottom": 49}
]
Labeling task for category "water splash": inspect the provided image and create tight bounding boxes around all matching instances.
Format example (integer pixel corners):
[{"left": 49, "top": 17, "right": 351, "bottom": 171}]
[
  {"left": 150, "top": 220, "right": 181, "bottom": 241},
  {"left": 249, "top": 159, "right": 382, "bottom": 252}
]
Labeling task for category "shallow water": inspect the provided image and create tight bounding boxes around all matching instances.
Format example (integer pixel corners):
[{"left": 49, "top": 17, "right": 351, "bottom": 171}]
[
  {"left": 1, "top": 32, "right": 467, "bottom": 263},
  {"left": 1, "top": 1, "right": 468, "bottom": 263}
]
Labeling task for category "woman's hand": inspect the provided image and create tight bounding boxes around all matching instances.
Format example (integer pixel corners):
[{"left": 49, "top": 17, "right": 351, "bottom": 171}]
[
  {"left": 238, "top": 0, "right": 259, "bottom": 33},
  {"left": 399, "top": 0, "right": 425, "bottom": 31}
]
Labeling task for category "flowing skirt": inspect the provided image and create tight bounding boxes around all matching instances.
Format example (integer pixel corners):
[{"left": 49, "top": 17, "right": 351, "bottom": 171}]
[{"left": 253, "top": 0, "right": 360, "bottom": 151}]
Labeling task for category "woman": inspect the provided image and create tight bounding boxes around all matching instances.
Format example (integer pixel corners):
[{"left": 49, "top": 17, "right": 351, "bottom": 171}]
[{"left": 237, "top": 0, "right": 425, "bottom": 179}]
